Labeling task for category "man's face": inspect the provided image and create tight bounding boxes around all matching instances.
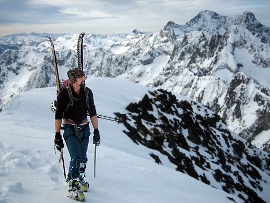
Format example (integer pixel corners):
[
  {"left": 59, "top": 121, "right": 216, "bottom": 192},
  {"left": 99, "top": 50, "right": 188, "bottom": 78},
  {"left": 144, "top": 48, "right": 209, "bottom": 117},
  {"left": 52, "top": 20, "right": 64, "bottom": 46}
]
[{"left": 75, "top": 75, "right": 86, "bottom": 87}]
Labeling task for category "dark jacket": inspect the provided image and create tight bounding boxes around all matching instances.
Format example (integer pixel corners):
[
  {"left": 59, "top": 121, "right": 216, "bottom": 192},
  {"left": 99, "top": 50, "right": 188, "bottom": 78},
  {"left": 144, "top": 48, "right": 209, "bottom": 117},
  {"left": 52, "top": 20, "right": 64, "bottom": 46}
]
[{"left": 55, "top": 86, "right": 97, "bottom": 122}]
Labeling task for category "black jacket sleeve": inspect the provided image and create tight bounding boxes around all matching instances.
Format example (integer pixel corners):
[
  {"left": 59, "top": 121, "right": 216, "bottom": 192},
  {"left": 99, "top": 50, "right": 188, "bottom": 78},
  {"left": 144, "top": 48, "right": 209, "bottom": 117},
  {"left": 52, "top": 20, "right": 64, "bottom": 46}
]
[{"left": 87, "top": 88, "right": 97, "bottom": 117}]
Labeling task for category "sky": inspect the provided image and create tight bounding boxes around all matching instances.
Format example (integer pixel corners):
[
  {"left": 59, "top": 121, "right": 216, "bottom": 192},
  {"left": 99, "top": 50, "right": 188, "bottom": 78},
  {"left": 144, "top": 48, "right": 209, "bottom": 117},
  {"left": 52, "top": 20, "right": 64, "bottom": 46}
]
[
  {"left": 0, "top": 77, "right": 244, "bottom": 203},
  {"left": 0, "top": 0, "right": 270, "bottom": 36}
]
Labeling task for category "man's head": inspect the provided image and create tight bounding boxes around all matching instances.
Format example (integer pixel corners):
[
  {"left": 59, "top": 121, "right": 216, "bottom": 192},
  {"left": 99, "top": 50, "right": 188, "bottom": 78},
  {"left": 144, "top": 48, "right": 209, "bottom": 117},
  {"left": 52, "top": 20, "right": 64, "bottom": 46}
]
[
  {"left": 67, "top": 68, "right": 86, "bottom": 88},
  {"left": 67, "top": 68, "right": 85, "bottom": 82}
]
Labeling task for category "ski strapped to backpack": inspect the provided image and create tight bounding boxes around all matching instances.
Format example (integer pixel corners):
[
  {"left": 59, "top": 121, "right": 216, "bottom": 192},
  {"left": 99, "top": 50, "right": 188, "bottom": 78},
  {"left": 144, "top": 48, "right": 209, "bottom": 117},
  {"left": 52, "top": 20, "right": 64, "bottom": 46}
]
[
  {"left": 47, "top": 35, "right": 67, "bottom": 180},
  {"left": 77, "top": 32, "right": 85, "bottom": 70},
  {"left": 47, "top": 35, "right": 61, "bottom": 93}
]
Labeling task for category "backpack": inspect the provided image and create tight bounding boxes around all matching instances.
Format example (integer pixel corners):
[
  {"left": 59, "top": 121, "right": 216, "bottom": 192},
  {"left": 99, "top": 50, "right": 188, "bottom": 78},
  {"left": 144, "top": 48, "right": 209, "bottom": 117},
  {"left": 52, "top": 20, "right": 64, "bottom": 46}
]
[{"left": 51, "top": 79, "right": 91, "bottom": 115}]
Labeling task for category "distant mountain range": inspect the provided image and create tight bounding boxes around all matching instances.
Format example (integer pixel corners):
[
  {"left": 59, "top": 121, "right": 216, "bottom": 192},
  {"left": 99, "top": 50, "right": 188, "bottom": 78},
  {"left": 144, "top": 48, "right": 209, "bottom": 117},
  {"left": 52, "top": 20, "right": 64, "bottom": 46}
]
[{"left": 0, "top": 10, "right": 269, "bottom": 153}]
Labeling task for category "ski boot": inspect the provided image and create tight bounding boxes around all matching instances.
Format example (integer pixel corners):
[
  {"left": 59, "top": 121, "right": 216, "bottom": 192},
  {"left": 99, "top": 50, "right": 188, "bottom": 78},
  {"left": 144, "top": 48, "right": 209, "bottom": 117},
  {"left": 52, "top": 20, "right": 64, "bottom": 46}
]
[
  {"left": 79, "top": 162, "right": 89, "bottom": 192},
  {"left": 79, "top": 175, "right": 89, "bottom": 192},
  {"left": 68, "top": 179, "right": 85, "bottom": 202}
]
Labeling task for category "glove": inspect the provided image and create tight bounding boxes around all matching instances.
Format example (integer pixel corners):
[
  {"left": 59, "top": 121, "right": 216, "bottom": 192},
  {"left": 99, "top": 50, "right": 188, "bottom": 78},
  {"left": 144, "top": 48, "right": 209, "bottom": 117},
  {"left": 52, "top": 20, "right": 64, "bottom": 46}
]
[
  {"left": 93, "top": 129, "right": 100, "bottom": 146},
  {"left": 54, "top": 132, "right": 64, "bottom": 151}
]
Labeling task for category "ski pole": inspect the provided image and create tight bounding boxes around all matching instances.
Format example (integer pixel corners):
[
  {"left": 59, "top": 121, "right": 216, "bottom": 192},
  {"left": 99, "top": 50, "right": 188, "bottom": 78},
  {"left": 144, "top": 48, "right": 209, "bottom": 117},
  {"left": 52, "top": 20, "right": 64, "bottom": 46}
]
[
  {"left": 93, "top": 144, "right": 97, "bottom": 178},
  {"left": 55, "top": 146, "right": 67, "bottom": 180},
  {"left": 60, "top": 149, "right": 67, "bottom": 180},
  {"left": 97, "top": 114, "right": 126, "bottom": 123},
  {"left": 97, "top": 115, "right": 116, "bottom": 121}
]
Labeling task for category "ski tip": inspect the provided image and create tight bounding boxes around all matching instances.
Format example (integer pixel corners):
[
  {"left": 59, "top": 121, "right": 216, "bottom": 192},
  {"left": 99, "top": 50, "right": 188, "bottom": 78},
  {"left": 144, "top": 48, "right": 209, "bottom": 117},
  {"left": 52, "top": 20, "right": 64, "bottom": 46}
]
[{"left": 78, "top": 32, "right": 85, "bottom": 38}]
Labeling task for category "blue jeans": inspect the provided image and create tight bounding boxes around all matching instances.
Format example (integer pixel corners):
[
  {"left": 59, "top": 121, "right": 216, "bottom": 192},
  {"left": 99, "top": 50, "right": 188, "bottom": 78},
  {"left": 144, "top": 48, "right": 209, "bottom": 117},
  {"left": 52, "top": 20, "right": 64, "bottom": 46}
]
[{"left": 63, "top": 123, "right": 90, "bottom": 181}]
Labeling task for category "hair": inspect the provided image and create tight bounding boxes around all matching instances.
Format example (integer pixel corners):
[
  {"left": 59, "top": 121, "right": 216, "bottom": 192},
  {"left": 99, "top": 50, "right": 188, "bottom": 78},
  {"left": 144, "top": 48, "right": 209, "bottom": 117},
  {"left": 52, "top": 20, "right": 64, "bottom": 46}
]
[{"left": 67, "top": 68, "right": 84, "bottom": 82}]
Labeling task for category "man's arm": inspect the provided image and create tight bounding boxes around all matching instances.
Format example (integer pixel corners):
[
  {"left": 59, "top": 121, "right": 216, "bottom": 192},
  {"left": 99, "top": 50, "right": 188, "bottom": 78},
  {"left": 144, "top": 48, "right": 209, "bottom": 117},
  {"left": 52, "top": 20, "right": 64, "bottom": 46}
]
[
  {"left": 90, "top": 115, "right": 98, "bottom": 129},
  {"left": 55, "top": 119, "right": 62, "bottom": 133}
]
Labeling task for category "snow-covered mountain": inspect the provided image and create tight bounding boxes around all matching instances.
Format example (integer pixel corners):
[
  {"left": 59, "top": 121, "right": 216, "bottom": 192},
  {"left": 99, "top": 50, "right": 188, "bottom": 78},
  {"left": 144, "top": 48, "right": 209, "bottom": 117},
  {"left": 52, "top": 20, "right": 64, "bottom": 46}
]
[
  {"left": 0, "top": 78, "right": 269, "bottom": 203},
  {"left": 0, "top": 10, "right": 269, "bottom": 151},
  {"left": 121, "top": 87, "right": 270, "bottom": 203}
]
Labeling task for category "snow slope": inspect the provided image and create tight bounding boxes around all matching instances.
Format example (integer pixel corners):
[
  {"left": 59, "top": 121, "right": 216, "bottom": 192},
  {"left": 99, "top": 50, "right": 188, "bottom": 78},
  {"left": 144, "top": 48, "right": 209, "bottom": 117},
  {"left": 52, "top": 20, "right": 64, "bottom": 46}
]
[{"left": 0, "top": 78, "right": 243, "bottom": 203}]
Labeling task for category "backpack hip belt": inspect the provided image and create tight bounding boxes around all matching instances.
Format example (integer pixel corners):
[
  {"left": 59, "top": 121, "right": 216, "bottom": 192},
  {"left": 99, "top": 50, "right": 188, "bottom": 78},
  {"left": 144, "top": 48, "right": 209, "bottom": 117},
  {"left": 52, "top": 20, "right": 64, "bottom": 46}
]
[{"left": 63, "top": 118, "right": 89, "bottom": 126}]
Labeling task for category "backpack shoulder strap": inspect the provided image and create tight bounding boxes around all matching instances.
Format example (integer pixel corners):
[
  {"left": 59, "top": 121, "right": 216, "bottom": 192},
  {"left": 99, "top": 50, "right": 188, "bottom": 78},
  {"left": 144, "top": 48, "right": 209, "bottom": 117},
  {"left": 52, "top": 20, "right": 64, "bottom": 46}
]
[
  {"left": 63, "top": 86, "right": 73, "bottom": 113},
  {"left": 84, "top": 87, "right": 91, "bottom": 115}
]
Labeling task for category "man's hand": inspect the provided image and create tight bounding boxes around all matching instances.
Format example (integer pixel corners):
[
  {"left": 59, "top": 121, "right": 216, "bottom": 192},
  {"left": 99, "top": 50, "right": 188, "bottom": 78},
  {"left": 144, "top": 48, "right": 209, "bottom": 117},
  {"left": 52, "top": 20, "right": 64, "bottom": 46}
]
[
  {"left": 93, "top": 129, "right": 100, "bottom": 146},
  {"left": 54, "top": 132, "right": 64, "bottom": 151}
]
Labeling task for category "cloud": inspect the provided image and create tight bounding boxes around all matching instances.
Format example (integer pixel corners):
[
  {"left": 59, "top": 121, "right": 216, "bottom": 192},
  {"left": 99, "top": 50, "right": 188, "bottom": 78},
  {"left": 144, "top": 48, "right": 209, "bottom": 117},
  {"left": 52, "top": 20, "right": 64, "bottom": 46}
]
[
  {"left": 0, "top": 0, "right": 269, "bottom": 36},
  {"left": 0, "top": 0, "right": 66, "bottom": 24}
]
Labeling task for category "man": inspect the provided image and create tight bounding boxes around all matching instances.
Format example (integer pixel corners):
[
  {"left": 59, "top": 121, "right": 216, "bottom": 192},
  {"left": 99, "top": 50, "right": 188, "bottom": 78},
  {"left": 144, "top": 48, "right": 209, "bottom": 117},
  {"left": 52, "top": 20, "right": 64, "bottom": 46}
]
[{"left": 54, "top": 67, "right": 100, "bottom": 201}]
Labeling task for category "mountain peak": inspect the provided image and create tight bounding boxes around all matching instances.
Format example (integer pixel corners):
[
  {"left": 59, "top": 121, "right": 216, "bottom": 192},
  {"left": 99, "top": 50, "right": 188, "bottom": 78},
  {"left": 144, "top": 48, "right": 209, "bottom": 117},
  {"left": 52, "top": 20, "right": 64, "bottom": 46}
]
[
  {"left": 236, "top": 11, "right": 263, "bottom": 30},
  {"left": 164, "top": 21, "right": 179, "bottom": 30},
  {"left": 198, "top": 10, "right": 219, "bottom": 17},
  {"left": 188, "top": 10, "right": 222, "bottom": 25},
  {"left": 131, "top": 29, "right": 145, "bottom": 34},
  {"left": 164, "top": 10, "right": 224, "bottom": 32}
]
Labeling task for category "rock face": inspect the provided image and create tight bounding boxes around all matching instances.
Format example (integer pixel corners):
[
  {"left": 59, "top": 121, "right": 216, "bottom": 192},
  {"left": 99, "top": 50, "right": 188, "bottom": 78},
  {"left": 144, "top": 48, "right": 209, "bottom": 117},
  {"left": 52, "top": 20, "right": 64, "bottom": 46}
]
[{"left": 118, "top": 89, "right": 270, "bottom": 203}]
